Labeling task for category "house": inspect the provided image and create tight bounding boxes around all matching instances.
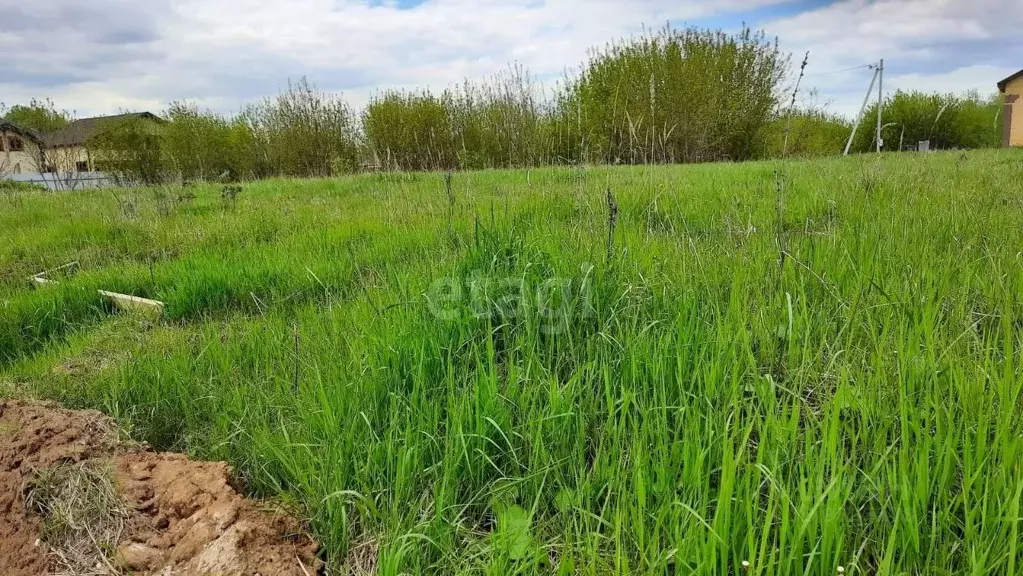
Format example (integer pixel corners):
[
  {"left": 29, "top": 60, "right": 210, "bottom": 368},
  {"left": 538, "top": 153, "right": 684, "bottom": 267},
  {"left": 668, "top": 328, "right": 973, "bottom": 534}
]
[
  {"left": 998, "top": 69, "right": 1023, "bottom": 147},
  {"left": 40, "top": 112, "right": 164, "bottom": 173},
  {"left": 0, "top": 119, "right": 43, "bottom": 175}
]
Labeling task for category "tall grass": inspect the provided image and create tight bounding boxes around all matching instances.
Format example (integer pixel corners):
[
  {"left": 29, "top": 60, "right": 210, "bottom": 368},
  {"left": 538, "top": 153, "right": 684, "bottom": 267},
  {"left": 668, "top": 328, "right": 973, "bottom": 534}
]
[{"left": 3, "top": 150, "right": 1023, "bottom": 574}]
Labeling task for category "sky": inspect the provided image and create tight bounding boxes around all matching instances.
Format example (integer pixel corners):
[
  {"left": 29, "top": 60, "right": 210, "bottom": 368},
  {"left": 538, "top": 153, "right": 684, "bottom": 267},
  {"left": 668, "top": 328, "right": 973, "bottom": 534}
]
[{"left": 1, "top": 0, "right": 1020, "bottom": 120}]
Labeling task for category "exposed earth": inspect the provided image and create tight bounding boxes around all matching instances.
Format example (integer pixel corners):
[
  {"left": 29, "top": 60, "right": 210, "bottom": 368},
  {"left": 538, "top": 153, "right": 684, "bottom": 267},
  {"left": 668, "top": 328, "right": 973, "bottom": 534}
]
[{"left": 0, "top": 399, "right": 323, "bottom": 575}]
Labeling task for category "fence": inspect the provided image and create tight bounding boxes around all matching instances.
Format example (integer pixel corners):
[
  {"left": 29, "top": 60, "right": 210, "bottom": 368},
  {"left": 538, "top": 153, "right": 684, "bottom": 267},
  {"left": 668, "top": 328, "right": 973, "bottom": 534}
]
[{"left": 1, "top": 171, "right": 118, "bottom": 191}]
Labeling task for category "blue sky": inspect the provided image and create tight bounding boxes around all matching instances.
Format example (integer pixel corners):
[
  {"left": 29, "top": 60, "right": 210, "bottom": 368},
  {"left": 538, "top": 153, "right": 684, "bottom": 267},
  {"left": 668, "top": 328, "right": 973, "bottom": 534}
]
[{"left": 1, "top": 0, "right": 1019, "bottom": 119}]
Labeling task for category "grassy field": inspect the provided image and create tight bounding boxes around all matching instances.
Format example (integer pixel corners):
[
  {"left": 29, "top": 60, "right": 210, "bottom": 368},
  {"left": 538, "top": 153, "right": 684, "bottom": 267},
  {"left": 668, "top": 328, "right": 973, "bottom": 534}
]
[{"left": 2, "top": 150, "right": 1022, "bottom": 575}]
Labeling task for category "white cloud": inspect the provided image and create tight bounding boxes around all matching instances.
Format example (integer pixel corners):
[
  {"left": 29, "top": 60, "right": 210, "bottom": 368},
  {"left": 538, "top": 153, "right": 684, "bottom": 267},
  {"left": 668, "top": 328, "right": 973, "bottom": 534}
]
[
  {"left": 1, "top": 0, "right": 791, "bottom": 116},
  {"left": 1, "top": 0, "right": 1019, "bottom": 120},
  {"left": 762, "top": 0, "right": 1022, "bottom": 117},
  {"left": 887, "top": 64, "right": 1017, "bottom": 97}
]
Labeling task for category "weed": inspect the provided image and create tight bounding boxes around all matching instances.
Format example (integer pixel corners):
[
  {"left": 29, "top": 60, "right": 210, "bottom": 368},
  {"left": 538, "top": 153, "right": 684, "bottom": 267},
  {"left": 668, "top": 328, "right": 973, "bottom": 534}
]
[
  {"left": 221, "top": 184, "right": 242, "bottom": 209},
  {"left": 24, "top": 461, "right": 129, "bottom": 576}
]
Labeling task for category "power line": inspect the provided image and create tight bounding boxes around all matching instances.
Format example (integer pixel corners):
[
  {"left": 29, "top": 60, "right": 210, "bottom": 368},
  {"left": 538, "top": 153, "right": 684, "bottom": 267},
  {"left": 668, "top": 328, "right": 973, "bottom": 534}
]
[{"left": 804, "top": 64, "right": 874, "bottom": 78}]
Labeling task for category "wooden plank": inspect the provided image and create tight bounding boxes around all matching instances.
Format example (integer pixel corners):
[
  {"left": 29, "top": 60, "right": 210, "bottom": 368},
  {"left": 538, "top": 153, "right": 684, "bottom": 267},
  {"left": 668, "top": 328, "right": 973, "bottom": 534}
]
[
  {"left": 98, "top": 290, "right": 165, "bottom": 315},
  {"left": 29, "top": 263, "right": 165, "bottom": 317},
  {"left": 42, "top": 261, "right": 79, "bottom": 275},
  {"left": 29, "top": 261, "right": 79, "bottom": 286}
]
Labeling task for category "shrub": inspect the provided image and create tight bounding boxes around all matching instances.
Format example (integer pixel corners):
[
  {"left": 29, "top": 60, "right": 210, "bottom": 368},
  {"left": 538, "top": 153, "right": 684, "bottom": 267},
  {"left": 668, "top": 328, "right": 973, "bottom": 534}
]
[
  {"left": 449, "top": 64, "right": 546, "bottom": 169},
  {"left": 242, "top": 77, "right": 360, "bottom": 177},
  {"left": 558, "top": 24, "right": 787, "bottom": 164},
  {"left": 363, "top": 65, "right": 546, "bottom": 171},
  {"left": 364, "top": 90, "right": 458, "bottom": 171},
  {"left": 157, "top": 80, "right": 360, "bottom": 180},
  {"left": 851, "top": 90, "right": 1002, "bottom": 152},
  {"left": 762, "top": 108, "right": 851, "bottom": 158},
  {"left": 1, "top": 98, "right": 70, "bottom": 133},
  {"left": 162, "top": 103, "right": 239, "bottom": 181},
  {"left": 89, "top": 116, "right": 168, "bottom": 186}
]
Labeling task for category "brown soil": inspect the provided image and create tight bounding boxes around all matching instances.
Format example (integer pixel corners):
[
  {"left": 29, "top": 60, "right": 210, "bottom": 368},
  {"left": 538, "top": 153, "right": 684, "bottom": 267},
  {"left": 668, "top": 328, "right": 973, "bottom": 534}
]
[{"left": 0, "top": 399, "right": 323, "bottom": 575}]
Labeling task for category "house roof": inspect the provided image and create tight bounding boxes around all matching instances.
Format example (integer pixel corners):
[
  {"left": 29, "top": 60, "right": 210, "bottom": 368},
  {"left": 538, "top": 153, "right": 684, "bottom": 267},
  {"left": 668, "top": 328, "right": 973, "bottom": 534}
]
[
  {"left": 41, "top": 112, "right": 164, "bottom": 148},
  {"left": 0, "top": 119, "right": 42, "bottom": 144},
  {"left": 997, "top": 69, "right": 1023, "bottom": 93}
]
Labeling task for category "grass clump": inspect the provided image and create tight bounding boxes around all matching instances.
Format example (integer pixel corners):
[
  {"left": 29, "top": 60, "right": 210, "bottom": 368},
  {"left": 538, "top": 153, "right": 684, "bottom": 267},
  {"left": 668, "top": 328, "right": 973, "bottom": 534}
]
[{"left": 24, "top": 461, "right": 129, "bottom": 576}]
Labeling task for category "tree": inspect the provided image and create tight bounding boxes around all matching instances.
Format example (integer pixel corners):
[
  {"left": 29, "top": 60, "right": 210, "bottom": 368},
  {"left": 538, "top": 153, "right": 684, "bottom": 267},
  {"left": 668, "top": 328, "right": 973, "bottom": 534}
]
[
  {"left": 1, "top": 98, "right": 71, "bottom": 133},
  {"left": 89, "top": 117, "right": 167, "bottom": 186}
]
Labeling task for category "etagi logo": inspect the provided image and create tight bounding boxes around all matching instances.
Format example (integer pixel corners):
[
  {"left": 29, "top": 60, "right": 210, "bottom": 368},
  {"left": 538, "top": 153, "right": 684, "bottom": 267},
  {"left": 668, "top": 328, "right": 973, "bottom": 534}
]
[{"left": 425, "top": 263, "right": 596, "bottom": 334}]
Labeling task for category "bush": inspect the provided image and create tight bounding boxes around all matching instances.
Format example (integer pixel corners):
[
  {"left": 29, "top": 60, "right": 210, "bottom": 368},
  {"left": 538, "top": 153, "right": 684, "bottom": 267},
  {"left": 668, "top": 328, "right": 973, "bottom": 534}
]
[
  {"left": 241, "top": 78, "right": 360, "bottom": 177},
  {"left": 103, "top": 79, "right": 359, "bottom": 183},
  {"left": 10, "top": 27, "right": 1013, "bottom": 181},
  {"left": 162, "top": 103, "right": 241, "bottom": 181},
  {"left": 762, "top": 109, "right": 851, "bottom": 158},
  {"left": 449, "top": 65, "right": 546, "bottom": 169},
  {"left": 364, "top": 90, "right": 458, "bottom": 171},
  {"left": 89, "top": 116, "right": 167, "bottom": 186},
  {"left": 0, "top": 179, "right": 47, "bottom": 192},
  {"left": 1, "top": 98, "right": 70, "bottom": 133},
  {"left": 557, "top": 24, "right": 787, "bottom": 164},
  {"left": 850, "top": 90, "right": 1002, "bottom": 152},
  {"left": 364, "top": 65, "right": 546, "bottom": 171}
]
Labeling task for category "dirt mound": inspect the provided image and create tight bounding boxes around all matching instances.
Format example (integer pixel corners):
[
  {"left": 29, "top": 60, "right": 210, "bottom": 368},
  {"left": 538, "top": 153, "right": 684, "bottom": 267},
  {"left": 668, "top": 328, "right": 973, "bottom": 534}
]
[{"left": 0, "top": 399, "right": 322, "bottom": 575}]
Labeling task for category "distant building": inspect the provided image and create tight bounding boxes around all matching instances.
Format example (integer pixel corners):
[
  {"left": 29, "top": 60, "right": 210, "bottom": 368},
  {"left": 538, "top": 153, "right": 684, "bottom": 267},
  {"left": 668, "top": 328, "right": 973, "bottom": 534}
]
[
  {"left": 0, "top": 119, "right": 43, "bottom": 175},
  {"left": 998, "top": 69, "right": 1023, "bottom": 147},
  {"left": 40, "top": 112, "right": 165, "bottom": 173}
]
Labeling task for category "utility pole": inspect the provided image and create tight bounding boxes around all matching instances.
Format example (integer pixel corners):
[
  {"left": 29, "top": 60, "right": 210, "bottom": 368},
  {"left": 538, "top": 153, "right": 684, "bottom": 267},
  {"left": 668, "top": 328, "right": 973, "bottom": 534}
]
[
  {"left": 876, "top": 59, "right": 884, "bottom": 152},
  {"left": 844, "top": 63, "right": 881, "bottom": 156}
]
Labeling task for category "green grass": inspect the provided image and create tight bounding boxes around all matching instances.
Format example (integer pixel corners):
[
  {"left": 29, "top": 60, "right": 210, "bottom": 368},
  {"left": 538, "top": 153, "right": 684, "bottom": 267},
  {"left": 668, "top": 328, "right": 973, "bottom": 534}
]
[{"left": 2, "top": 150, "right": 1023, "bottom": 574}]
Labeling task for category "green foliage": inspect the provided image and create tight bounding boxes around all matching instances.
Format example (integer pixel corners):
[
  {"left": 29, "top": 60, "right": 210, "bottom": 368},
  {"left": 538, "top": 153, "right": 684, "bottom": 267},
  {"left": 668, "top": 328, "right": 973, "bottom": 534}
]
[
  {"left": 1, "top": 98, "right": 70, "bottom": 133},
  {"left": 364, "top": 65, "right": 546, "bottom": 171},
  {"left": 89, "top": 117, "right": 167, "bottom": 185},
  {"left": 5, "top": 30, "right": 1010, "bottom": 184},
  {"left": 450, "top": 65, "right": 547, "bottom": 169},
  {"left": 3, "top": 151, "right": 1023, "bottom": 574},
  {"left": 851, "top": 90, "right": 1002, "bottom": 152},
  {"left": 364, "top": 90, "right": 458, "bottom": 171},
  {"left": 493, "top": 505, "right": 532, "bottom": 561},
  {"left": 362, "top": 26, "right": 787, "bottom": 170},
  {"left": 0, "top": 179, "right": 47, "bottom": 192},
  {"left": 559, "top": 25, "right": 787, "bottom": 164},
  {"left": 162, "top": 103, "right": 243, "bottom": 181},
  {"left": 92, "top": 79, "right": 359, "bottom": 183},
  {"left": 241, "top": 77, "right": 360, "bottom": 178},
  {"left": 763, "top": 109, "right": 851, "bottom": 158}
]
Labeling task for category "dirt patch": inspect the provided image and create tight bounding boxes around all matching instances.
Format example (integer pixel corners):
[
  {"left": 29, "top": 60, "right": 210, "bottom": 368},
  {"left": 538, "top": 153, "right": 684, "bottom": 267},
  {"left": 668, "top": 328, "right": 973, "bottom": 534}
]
[{"left": 0, "top": 399, "right": 323, "bottom": 575}]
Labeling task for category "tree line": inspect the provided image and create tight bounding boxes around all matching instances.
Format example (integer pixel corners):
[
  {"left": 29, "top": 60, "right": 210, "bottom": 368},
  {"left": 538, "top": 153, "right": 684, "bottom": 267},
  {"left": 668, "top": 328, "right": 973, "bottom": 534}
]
[{"left": 1, "top": 25, "right": 1006, "bottom": 183}]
